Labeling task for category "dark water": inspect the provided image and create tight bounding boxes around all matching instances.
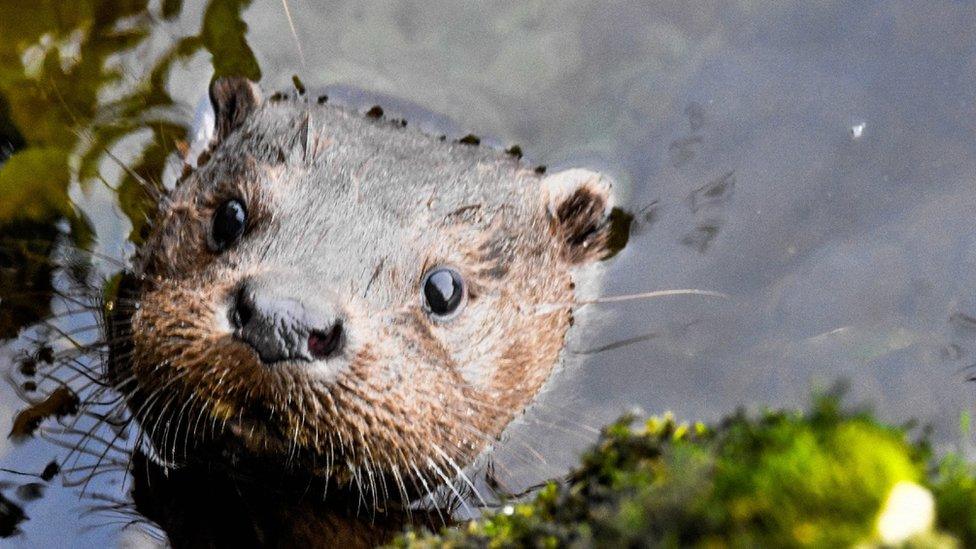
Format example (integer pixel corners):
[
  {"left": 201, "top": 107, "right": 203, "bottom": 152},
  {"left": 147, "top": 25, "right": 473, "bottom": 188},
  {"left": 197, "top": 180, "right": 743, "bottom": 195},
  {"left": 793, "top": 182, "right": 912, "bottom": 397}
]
[{"left": 1, "top": 1, "right": 975, "bottom": 545}]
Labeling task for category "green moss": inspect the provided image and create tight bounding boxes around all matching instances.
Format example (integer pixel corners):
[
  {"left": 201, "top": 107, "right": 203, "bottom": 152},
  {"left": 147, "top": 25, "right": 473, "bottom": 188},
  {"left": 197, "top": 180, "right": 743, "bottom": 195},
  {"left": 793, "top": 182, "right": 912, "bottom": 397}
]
[
  {"left": 394, "top": 395, "right": 976, "bottom": 548},
  {"left": 930, "top": 456, "right": 976, "bottom": 546}
]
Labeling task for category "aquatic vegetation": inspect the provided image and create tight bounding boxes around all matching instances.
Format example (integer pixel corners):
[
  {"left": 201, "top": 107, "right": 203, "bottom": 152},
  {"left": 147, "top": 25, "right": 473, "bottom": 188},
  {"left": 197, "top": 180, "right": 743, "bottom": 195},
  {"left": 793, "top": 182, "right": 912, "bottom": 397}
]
[
  {"left": 0, "top": 0, "right": 264, "bottom": 344},
  {"left": 396, "top": 394, "right": 976, "bottom": 548}
]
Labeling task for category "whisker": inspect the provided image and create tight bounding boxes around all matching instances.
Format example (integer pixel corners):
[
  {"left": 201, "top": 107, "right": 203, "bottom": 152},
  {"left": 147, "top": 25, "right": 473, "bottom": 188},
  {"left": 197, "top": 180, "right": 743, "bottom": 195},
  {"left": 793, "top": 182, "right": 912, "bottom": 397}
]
[
  {"left": 431, "top": 444, "right": 488, "bottom": 508},
  {"left": 532, "top": 288, "right": 729, "bottom": 316},
  {"left": 280, "top": 0, "right": 307, "bottom": 69}
]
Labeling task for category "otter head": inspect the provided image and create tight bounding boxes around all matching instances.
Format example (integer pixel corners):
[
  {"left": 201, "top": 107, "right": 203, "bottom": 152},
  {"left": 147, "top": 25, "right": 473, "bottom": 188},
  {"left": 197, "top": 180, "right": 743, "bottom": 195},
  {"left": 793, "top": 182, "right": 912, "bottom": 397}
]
[{"left": 112, "top": 77, "right": 614, "bottom": 499}]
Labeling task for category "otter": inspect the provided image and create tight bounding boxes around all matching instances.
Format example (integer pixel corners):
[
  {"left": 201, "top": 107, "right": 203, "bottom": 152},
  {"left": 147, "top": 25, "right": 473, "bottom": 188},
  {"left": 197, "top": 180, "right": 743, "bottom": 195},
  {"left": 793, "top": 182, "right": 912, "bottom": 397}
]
[{"left": 105, "top": 77, "right": 616, "bottom": 547}]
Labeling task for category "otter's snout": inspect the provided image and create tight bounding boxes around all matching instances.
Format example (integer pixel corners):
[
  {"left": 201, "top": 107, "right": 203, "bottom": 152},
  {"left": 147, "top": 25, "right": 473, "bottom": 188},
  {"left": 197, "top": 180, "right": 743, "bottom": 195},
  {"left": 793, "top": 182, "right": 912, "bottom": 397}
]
[{"left": 229, "top": 278, "right": 344, "bottom": 364}]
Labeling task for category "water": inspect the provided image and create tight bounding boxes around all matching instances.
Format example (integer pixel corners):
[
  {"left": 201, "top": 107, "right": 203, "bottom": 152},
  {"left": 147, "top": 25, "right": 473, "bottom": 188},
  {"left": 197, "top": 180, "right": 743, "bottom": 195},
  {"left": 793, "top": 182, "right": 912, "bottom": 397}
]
[{"left": 1, "top": 1, "right": 975, "bottom": 545}]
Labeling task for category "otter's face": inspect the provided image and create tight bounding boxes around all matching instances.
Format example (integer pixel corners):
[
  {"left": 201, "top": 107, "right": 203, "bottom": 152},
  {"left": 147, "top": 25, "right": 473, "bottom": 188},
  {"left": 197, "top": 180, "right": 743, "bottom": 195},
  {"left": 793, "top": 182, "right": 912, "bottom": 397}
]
[{"left": 116, "top": 78, "right": 614, "bottom": 495}]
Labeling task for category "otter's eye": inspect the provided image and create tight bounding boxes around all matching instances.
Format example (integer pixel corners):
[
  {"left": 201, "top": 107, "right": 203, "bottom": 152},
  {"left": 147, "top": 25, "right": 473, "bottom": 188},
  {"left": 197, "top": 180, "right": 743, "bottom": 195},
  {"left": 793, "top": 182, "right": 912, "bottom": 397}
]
[
  {"left": 211, "top": 199, "right": 247, "bottom": 251},
  {"left": 422, "top": 267, "right": 465, "bottom": 320}
]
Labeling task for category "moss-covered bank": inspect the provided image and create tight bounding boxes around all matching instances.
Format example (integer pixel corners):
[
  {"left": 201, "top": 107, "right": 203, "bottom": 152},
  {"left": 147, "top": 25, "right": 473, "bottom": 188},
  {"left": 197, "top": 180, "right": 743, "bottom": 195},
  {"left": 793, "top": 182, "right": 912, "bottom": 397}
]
[{"left": 396, "top": 395, "right": 976, "bottom": 548}]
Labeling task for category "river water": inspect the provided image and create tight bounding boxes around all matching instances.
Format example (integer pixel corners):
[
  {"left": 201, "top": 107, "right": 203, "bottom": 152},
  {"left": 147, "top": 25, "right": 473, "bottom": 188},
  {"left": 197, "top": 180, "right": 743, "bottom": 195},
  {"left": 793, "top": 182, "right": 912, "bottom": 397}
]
[{"left": 0, "top": 1, "right": 974, "bottom": 545}]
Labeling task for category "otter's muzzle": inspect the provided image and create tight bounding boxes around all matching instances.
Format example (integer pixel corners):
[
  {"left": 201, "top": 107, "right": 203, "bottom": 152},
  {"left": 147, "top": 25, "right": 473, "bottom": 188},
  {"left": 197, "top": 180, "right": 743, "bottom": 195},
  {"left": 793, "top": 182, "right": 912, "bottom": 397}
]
[{"left": 229, "top": 277, "right": 344, "bottom": 364}]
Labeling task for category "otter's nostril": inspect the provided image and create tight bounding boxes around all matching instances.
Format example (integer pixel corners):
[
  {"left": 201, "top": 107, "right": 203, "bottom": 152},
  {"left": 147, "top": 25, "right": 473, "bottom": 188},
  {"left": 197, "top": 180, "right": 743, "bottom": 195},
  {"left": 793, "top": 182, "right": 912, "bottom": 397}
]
[
  {"left": 308, "top": 322, "right": 343, "bottom": 360},
  {"left": 230, "top": 286, "right": 254, "bottom": 330}
]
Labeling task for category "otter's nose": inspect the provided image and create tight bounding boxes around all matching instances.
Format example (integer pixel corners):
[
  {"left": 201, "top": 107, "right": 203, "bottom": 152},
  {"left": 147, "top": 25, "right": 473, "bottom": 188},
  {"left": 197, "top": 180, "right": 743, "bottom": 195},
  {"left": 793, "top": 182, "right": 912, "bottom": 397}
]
[{"left": 229, "top": 282, "right": 344, "bottom": 364}]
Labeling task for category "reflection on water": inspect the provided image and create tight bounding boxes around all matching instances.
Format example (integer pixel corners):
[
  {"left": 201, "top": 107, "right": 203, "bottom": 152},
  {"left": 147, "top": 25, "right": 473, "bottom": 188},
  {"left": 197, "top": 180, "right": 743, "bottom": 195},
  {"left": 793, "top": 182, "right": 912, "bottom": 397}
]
[{"left": 0, "top": 0, "right": 975, "bottom": 545}]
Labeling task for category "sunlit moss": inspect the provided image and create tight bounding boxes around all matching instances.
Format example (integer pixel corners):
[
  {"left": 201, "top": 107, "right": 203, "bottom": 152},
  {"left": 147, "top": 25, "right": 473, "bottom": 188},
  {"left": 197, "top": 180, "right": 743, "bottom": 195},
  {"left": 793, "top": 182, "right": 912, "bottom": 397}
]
[{"left": 395, "top": 395, "right": 976, "bottom": 548}]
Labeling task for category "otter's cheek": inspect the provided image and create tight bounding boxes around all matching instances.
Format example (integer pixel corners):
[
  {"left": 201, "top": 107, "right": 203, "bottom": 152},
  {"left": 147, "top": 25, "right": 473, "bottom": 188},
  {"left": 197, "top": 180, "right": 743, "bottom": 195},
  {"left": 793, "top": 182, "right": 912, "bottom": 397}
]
[
  {"left": 452, "top": 333, "right": 499, "bottom": 388},
  {"left": 212, "top": 294, "right": 235, "bottom": 335}
]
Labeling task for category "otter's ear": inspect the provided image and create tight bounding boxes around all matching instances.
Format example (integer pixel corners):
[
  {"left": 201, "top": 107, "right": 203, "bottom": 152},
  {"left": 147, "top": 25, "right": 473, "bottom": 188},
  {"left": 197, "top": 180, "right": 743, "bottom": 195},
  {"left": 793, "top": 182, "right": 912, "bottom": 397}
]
[
  {"left": 541, "top": 168, "right": 614, "bottom": 264},
  {"left": 209, "top": 77, "right": 262, "bottom": 142}
]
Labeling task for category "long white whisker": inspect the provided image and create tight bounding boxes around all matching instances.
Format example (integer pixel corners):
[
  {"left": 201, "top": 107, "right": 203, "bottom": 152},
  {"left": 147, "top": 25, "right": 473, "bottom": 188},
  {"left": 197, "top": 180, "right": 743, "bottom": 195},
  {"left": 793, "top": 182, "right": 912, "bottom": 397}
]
[
  {"left": 532, "top": 288, "right": 729, "bottom": 316},
  {"left": 431, "top": 444, "right": 487, "bottom": 508},
  {"left": 280, "top": 0, "right": 307, "bottom": 69}
]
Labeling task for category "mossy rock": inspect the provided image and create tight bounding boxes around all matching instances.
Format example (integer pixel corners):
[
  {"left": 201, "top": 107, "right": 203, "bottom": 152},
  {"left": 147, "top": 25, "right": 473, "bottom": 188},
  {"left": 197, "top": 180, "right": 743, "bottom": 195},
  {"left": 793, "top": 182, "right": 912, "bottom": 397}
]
[{"left": 395, "top": 395, "right": 976, "bottom": 548}]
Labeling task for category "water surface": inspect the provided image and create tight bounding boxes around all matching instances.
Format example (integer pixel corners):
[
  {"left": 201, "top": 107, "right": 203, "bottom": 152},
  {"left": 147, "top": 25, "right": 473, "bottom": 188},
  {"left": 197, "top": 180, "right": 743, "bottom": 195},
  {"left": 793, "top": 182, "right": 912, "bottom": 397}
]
[{"left": 1, "top": 1, "right": 975, "bottom": 545}]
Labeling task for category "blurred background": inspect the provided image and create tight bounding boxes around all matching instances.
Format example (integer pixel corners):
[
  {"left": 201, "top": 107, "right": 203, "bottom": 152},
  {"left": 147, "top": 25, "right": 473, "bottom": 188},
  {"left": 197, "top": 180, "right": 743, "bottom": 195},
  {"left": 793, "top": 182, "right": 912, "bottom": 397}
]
[{"left": 0, "top": 1, "right": 974, "bottom": 545}]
